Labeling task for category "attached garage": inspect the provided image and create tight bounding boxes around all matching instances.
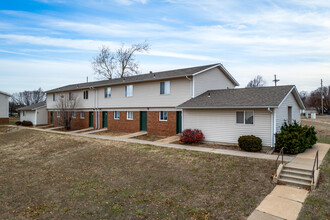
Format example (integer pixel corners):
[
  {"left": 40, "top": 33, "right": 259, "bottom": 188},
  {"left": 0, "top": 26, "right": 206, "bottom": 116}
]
[{"left": 178, "top": 85, "right": 305, "bottom": 147}]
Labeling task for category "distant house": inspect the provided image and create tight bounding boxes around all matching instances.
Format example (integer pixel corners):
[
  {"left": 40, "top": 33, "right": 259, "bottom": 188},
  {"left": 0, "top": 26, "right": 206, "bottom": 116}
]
[
  {"left": 17, "top": 101, "right": 48, "bottom": 126},
  {"left": 0, "top": 91, "right": 10, "bottom": 124},
  {"left": 45, "top": 63, "right": 305, "bottom": 147}
]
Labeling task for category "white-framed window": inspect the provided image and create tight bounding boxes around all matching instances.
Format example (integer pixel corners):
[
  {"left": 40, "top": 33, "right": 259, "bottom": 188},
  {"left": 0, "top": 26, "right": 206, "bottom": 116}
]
[
  {"left": 160, "top": 81, "right": 170, "bottom": 95},
  {"left": 69, "top": 92, "right": 73, "bottom": 100},
  {"left": 104, "top": 87, "right": 111, "bottom": 98},
  {"left": 236, "top": 111, "right": 254, "bottom": 125},
  {"left": 72, "top": 111, "right": 76, "bottom": 118},
  {"left": 53, "top": 94, "right": 56, "bottom": 102},
  {"left": 57, "top": 111, "right": 60, "bottom": 118},
  {"left": 83, "top": 90, "right": 88, "bottom": 100},
  {"left": 23, "top": 111, "right": 25, "bottom": 116},
  {"left": 114, "top": 111, "right": 120, "bottom": 119},
  {"left": 127, "top": 111, "right": 133, "bottom": 120},
  {"left": 125, "top": 85, "right": 133, "bottom": 97},
  {"left": 159, "top": 111, "right": 168, "bottom": 121},
  {"left": 80, "top": 112, "right": 85, "bottom": 119}
]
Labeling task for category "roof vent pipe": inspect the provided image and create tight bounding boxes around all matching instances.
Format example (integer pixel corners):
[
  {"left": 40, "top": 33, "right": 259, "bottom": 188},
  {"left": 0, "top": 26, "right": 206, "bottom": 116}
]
[
  {"left": 208, "top": 92, "right": 211, "bottom": 97},
  {"left": 150, "top": 71, "right": 152, "bottom": 74},
  {"left": 153, "top": 74, "right": 156, "bottom": 78}
]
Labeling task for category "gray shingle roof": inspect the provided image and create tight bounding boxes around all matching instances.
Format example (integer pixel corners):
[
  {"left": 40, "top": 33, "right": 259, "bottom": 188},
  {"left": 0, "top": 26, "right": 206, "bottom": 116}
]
[
  {"left": 46, "top": 63, "right": 239, "bottom": 93},
  {"left": 17, "top": 101, "right": 47, "bottom": 111},
  {"left": 0, "top": 91, "right": 10, "bottom": 96},
  {"left": 178, "top": 85, "right": 304, "bottom": 109}
]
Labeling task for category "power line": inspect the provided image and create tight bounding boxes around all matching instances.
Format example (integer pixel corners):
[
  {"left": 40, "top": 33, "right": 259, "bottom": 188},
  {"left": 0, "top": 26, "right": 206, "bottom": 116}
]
[{"left": 273, "top": 74, "right": 280, "bottom": 86}]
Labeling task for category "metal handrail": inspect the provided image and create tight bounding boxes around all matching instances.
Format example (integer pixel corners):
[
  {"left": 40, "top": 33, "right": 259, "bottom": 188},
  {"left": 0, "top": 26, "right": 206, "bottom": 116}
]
[
  {"left": 275, "top": 147, "right": 284, "bottom": 175},
  {"left": 312, "top": 150, "right": 319, "bottom": 184}
]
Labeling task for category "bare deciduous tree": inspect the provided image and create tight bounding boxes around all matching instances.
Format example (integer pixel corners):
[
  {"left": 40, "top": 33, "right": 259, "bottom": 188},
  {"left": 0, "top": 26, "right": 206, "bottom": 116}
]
[
  {"left": 10, "top": 88, "right": 46, "bottom": 114},
  {"left": 246, "top": 75, "right": 266, "bottom": 88},
  {"left": 308, "top": 86, "right": 330, "bottom": 114},
  {"left": 92, "top": 41, "right": 149, "bottom": 79},
  {"left": 56, "top": 93, "right": 79, "bottom": 130}
]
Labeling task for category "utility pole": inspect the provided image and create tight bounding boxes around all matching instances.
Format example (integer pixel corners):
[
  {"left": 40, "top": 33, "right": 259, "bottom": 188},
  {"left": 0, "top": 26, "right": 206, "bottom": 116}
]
[
  {"left": 321, "top": 79, "right": 324, "bottom": 115},
  {"left": 273, "top": 74, "right": 280, "bottom": 86}
]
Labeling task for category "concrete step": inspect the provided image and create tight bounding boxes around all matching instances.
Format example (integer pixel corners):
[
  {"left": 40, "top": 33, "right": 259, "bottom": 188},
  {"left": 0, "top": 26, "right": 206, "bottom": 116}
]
[
  {"left": 279, "top": 174, "right": 312, "bottom": 183},
  {"left": 281, "top": 169, "right": 313, "bottom": 178},
  {"left": 278, "top": 178, "right": 311, "bottom": 189},
  {"left": 283, "top": 166, "right": 313, "bottom": 174}
]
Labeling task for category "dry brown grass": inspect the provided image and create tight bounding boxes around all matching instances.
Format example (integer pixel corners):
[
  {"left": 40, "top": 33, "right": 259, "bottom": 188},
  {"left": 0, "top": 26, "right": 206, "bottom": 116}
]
[
  {"left": 92, "top": 130, "right": 129, "bottom": 136},
  {"left": 132, "top": 134, "right": 165, "bottom": 142},
  {"left": 0, "top": 127, "right": 275, "bottom": 219},
  {"left": 301, "top": 118, "right": 330, "bottom": 144}
]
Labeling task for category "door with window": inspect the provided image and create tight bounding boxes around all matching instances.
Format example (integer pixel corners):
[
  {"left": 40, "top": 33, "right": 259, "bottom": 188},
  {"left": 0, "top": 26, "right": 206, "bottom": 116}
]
[
  {"left": 102, "top": 112, "right": 108, "bottom": 128},
  {"left": 176, "top": 111, "right": 182, "bottom": 134},
  {"left": 89, "top": 112, "right": 94, "bottom": 127},
  {"left": 140, "top": 111, "right": 147, "bottom": 131},
  {"left": 50, "top": 112, "right": 53, "bottom": 124}
]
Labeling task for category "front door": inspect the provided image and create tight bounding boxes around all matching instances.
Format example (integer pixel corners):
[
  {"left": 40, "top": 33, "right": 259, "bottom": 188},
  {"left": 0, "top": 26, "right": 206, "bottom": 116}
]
[
  {"left": 102, "top": 112, "right": 108, "bottom": 128},
  {"left": 89, "top": 112, "right": 94, "bottom": 127},
  {"left": 176, "top": 111, "right": 182, "bottom": 134},
  {"left": 50, "top": 112, "right": 53, "bottom": 124},
  {"left": 140, "top": 111, "right": 147, "bottom": 131}
]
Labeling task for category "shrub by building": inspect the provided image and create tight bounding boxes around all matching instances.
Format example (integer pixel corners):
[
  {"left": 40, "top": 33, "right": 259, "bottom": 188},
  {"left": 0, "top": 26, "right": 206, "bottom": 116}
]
[
  {"left": 180, "top": 129, "right": 205, "bottom": 144},
  {"left": 275, "top": 121, "right": 317, "bottom": 154},
  {"left": 238, "top": 135, "right": 262, "bottom": 152}
]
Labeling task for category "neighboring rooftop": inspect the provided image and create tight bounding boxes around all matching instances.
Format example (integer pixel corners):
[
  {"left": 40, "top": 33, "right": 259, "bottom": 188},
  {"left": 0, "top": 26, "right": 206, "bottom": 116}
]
[
  {"left": 0, "top": 91, "right": 10, "bottom": 97},
  {"left": 17, "top": 101, "right": 47, "bottom": 111},
  {"left": 178, "top": 85, "right": 305, "bottom": 109},
  {"left": 46, "top": 63, "right": 239, "bottom": 93}
]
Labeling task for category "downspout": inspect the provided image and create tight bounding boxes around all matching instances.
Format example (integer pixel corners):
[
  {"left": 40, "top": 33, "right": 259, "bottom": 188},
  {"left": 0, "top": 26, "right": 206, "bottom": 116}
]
[
  {"left": 90, "top": 86, "right": 97, "bottom": 129},
  {"left": 267, "top": 107, "right": 275, "bottom": 148}
]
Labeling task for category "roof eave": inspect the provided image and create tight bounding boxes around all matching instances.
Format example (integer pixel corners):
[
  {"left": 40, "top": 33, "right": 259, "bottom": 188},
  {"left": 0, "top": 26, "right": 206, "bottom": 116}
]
[{"left": 177, "top": 106, "right": 278, "bottom": 109}]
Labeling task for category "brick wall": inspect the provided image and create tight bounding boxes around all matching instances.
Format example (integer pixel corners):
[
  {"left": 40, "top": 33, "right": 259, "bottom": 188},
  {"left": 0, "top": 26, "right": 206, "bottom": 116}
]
[
  {"left": 0, "top": 118, "right": 9, "bottom": 124},
  {"left": 147, "top": 111, "right": 177, "bottom": 136},
  {"left": 48, "top": 111, "right": 90, "bottom": 130},
  {"left": 108, "top": 111, "right": 140, "bottom": 133}
]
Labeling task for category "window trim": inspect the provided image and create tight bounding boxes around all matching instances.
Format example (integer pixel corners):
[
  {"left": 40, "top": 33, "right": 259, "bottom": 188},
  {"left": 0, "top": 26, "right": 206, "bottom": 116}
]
[
  {"left": 127, "top": 111, "right": 133, "bottom": 120},
  {"left": 69, "top": 92, "right": 73, "bottom": 100},
  {"left": 104, "top": 87, "right": 111, "bottom": 98},
  {"left": 83, "top": 90, "right": 88, "bottom": 100},
  {"left": 125, "top": 85, "right": 133, "bottom": 97},
  {"left": 160, "top": 81, "right": 171, "bottom": 95},
  {"left": 114, "top": 111, "right": 120, "bottom": 120},
  {"left": 72, "top": 111, "right": 76, "bottom": 118},
  {"left": 159, "top": 111, "right": 168, "bottom": 121},
  {"left": 57, "top": 111, "right": 60, "bottom": 118},
  {"left": 236, "top": 110, "right": 254, "bottom": 125},
  {"left": 23, "top": 111, "right": 25, "bottom": 116},
  {"left": 53, "top": 94, "right": 56, "bottom": 102},
  {"left": 80, "top": 112, "right": 85, "bottom": 119}
]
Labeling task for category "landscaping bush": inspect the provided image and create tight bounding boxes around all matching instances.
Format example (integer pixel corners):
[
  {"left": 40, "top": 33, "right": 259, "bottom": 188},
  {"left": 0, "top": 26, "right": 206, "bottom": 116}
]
[
  {"left": 15, "top": 121, "right": 22, "bottom": 126},
  {"left": 238, "top": 135, "right": 262, "bottom": 152},
  {"left": 275, "top": 121, "right": 317, "bottom": 154},
  {"left": 180, "top": 129, "right": 205, "bottom": 144},
  {"left": 22, "top": 121, "right": 33, "bottom": 126}
]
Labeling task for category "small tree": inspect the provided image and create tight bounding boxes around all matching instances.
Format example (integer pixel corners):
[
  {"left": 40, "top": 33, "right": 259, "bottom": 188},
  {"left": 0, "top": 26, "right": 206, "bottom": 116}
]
[
  {"left": 246, "top": 75, "right": 266, "bottom": 88},
  {"left": 56, "top": 93, "right": 79, "bottom": 130},
  {"left": 92, "top": 41, "right": 149, "bottom": 79}
]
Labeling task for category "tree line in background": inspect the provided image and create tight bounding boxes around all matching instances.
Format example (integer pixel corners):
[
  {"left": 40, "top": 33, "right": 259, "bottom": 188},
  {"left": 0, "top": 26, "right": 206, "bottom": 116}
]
[{"left": 9, "top": 88, "right": 46, "bottom": 116}]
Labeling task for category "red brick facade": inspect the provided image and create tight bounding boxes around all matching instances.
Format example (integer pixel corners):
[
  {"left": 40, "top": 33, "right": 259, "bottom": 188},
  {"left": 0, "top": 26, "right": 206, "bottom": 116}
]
[
  {"left": 0, "top": 118, "right": 9, "bottom": 124},
  {"left": 108, "top": 111, "right": 140, "bottom": 133},
  {"left": 147, "top": 111, "right": 177, "bottom": 136},
  {"left": 48, "top": 111, "right": 90, "bottom": 130}
]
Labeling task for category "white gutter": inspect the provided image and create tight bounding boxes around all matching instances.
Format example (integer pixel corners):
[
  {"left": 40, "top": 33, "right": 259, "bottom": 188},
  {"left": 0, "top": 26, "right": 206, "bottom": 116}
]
[{"left": 178, "top": 106, "right": 279, "bottom": 109}]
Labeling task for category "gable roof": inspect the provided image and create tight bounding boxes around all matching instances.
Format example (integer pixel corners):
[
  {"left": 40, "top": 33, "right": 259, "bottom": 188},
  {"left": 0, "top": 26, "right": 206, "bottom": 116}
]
[
  {"left": 46, "top": 63, "right": 239, "bottom": 93},
  {"left": 178, "top": 85, "right": 305, "bottom": 109},
  {"left": 0, "top": 91, "right": 10, "bottom": 97},
  {"left": 17, "top": 101, "right": 47, "bottom": 111}
]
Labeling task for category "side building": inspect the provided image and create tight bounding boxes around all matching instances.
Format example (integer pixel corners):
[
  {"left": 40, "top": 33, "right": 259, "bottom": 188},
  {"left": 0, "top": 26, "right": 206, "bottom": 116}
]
[
  {"left": 0, "top": 91, "right": 10, "bottom": 124},
  {"left": 46, "top": 63, "right": 239, "bottom": 136}
]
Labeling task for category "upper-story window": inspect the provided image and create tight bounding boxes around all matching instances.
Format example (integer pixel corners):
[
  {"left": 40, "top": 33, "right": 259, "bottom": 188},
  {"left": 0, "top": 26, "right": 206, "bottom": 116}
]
[
  {"left": 125, "top": 85, "right": 133, "bottom": 97},
  {"left": 236, "top": 111, "right": 254, "bottom": 125},
  {"left": 160, "top": 81, "right": 170, "bottom": 95},
  {"left": 69, "top": 92, "right": 73, "bottom": 100},
  {"left": 53, "top": 94, "right": 56, "bottom": 102},
  {"left": 83, "top": 90, "right": 88, "bottom": 100},
  {"left": 23, "top": 111, "right": 25, "bottom": 116},
  {"left": 104, "top": 87, "right": 111, "bottom": 98}
]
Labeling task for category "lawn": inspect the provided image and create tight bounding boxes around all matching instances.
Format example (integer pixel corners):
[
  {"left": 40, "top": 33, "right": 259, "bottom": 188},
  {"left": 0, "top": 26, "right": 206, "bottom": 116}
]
[
  {"left": 0, "top": 127, "right": 275, "bottom": 219},
  {"left": 298, "top": 151, "right": 330, "bottom": 219},
  {"left": 301, "top": 118, "right": 330, "bottom": 144}
]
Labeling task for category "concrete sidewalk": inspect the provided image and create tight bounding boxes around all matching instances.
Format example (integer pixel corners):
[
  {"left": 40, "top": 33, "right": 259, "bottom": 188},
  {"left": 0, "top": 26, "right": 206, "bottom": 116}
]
[
  {"left": 11, "top": 125, "right": 295, "bottom": 161},
  {"left": 248, "top": 143, "right": 330, "bottom": 220}
]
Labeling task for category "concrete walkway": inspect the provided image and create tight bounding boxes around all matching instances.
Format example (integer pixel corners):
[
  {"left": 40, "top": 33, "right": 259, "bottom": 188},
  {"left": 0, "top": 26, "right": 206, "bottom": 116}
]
[
  {"left": 248, "top": 143, "right": 330, "bottom": 220},
  {"left": 156, "top": 135, "right": 180, "bottom": 143},
  {"left": 11, "top": 125, "right": 294, "bottom": 161},
  {"left": 120, "top": 131, "right": 147, "bottom": 139}
]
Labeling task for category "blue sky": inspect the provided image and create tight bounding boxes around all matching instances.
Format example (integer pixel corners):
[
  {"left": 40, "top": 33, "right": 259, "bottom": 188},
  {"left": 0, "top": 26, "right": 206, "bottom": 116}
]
[{"left": 0, "top": 0, "right": 329, "bottom": 93}]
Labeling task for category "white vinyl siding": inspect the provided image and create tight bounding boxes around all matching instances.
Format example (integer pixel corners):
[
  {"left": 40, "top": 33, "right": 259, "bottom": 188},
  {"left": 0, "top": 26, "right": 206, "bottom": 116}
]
[
  {"left": 276, "top": 92, "right": 301, "bottom": 132},
  {"left": 193, "top": 67, "right": 236, "bottom": 97},
  {"left": 0, "top": 93, "right": 9, "bottom": 118},
  {"left": 20, "top": 110, "right": 36, "bottom": 124},
  {"left": 183, "top": 109, "right": 272, "bottom": 146},
  {"left": 36, "top": 107, "right": 48, "bottom": 125}
]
